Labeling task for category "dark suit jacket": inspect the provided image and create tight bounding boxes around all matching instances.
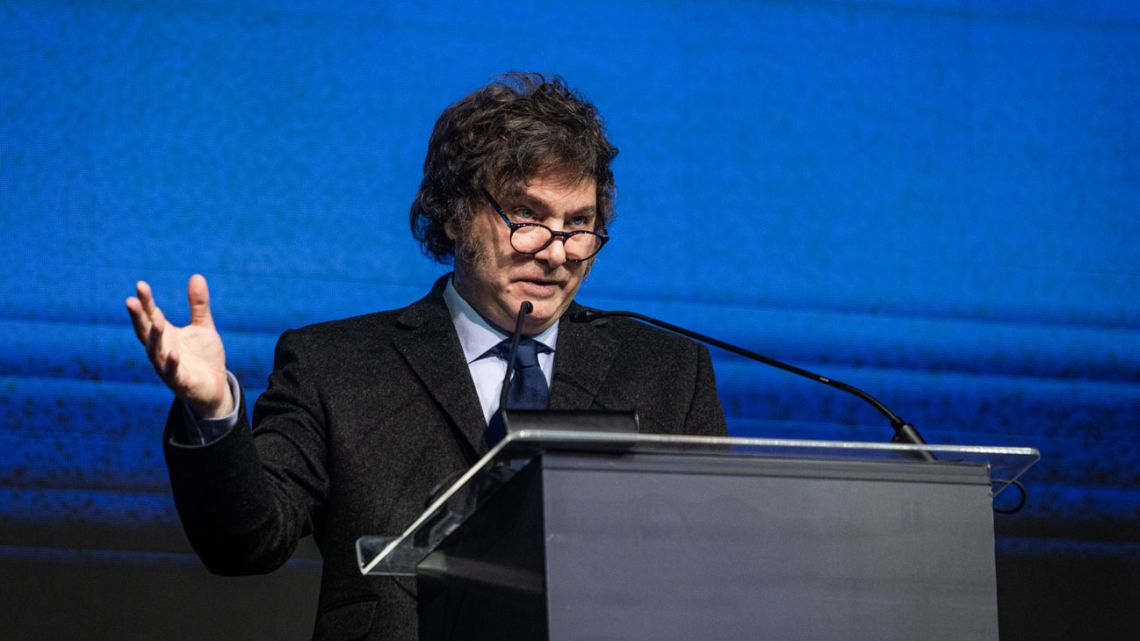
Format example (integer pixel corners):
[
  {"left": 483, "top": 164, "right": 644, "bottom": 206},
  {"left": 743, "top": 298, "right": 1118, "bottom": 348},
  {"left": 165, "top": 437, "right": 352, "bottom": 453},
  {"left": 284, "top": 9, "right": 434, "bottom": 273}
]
[{"left": 164, "top": 276, "right": 727, "bottom": 641}]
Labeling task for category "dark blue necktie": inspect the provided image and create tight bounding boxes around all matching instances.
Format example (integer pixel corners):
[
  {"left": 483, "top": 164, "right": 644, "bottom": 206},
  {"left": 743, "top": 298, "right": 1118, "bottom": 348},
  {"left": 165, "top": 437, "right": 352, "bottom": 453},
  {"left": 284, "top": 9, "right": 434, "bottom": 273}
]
[{"left": 485, "top": 338, "right": 549, "bottom": 447}]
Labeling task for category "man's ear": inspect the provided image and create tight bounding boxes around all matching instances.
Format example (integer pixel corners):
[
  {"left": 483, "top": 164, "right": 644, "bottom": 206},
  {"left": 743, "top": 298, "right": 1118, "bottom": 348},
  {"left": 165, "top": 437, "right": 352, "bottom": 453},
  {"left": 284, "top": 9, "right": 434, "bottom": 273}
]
[{"left": 445, "top": 220, "right": 458, "bottom": 241}]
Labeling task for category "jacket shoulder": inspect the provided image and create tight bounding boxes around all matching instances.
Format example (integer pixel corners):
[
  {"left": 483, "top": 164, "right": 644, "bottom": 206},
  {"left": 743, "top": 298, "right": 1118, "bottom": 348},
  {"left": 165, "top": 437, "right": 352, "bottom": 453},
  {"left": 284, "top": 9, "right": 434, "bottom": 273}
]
[
  {"left": 276, "top": 286, "right": 447, "bottom": 357},
  {"left": 585, "top": 313, "right": 704, "bottom": 357}
]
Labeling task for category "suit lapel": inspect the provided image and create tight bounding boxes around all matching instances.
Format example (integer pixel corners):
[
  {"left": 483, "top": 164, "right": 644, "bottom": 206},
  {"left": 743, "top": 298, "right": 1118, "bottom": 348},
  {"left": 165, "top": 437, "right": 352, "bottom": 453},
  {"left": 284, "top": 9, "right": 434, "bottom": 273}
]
[
  {"left": 392, "top": 279, "right": 488, "bottom": 456},
  {"left": 391, "top": 285, "right": 618, "bottom": 451},
  {"left": 550, "top": 303, "right": 618, "bottom": 410}
]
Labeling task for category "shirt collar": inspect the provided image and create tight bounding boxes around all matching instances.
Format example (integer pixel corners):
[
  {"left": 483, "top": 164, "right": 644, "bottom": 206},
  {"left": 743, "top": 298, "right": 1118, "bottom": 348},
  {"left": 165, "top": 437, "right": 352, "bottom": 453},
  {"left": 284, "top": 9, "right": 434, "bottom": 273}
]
[{"left": 443, "top": 275, "right": 559, "bottom": 364}]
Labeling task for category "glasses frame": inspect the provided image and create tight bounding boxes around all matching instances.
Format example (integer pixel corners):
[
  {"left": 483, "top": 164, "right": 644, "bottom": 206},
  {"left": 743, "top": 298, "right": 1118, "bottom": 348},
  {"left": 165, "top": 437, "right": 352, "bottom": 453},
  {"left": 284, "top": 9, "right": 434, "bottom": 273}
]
[{"left": 482, "top": 188, "right": 609, "bottom": 263}]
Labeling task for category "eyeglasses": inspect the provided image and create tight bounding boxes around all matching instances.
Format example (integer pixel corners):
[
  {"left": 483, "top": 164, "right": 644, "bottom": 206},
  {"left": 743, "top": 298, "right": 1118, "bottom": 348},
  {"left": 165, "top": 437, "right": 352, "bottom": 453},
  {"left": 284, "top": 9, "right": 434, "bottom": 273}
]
[{"left": 482, "top": 189, "right": 609, "bottom": 263}]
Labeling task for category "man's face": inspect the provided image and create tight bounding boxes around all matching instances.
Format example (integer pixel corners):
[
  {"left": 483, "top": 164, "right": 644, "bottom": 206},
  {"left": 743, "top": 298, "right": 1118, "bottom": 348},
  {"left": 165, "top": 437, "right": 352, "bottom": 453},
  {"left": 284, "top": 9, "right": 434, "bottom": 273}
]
[{"left": 450, "top": 174, "right": 598, "bottom": 335}]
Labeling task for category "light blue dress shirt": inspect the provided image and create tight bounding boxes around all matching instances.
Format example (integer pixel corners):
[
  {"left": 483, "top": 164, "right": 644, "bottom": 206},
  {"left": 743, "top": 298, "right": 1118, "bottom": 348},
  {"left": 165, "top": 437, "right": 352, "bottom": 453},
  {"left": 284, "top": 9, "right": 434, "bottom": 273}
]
[{"left": 442, "top": 278, "right": 557, "bottom": 424}]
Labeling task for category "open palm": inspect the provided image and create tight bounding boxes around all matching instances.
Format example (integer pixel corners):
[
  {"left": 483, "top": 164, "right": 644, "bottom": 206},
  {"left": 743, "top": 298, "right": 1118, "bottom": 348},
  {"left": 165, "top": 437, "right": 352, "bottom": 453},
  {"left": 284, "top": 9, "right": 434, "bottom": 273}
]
[{"left": 125, "top": 274, "right": 233, "bottom": 418}]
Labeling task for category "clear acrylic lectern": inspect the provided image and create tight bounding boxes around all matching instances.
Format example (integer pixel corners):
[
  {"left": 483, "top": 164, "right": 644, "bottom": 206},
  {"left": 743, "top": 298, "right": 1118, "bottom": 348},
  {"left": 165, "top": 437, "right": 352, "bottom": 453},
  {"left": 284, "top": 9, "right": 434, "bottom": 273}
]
[{"left": 357, "top": 430, "right": 1038, "bottom": 641}]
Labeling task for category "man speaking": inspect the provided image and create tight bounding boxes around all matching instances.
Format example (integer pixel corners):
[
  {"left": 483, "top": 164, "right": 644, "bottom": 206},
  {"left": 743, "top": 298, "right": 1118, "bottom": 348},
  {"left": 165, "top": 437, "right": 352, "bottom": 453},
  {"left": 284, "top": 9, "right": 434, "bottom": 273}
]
[{"left": 126, "top": 72, "right": 727, "bottom": 640}]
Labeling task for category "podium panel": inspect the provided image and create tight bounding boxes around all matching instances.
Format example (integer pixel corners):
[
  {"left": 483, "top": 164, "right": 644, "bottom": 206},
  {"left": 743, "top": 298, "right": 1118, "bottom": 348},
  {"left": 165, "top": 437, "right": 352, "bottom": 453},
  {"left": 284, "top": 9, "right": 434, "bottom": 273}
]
[{"left": 359, "top": 431, "right": 1038, "bottom": 641}]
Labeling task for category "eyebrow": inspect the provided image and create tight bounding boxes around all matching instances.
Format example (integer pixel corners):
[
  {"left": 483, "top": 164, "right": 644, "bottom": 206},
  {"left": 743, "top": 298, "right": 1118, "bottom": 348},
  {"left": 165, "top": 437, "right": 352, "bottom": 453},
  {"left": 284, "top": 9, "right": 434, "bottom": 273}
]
[{"left": 511, "top": 195, "right": 597, "bottom": 218}]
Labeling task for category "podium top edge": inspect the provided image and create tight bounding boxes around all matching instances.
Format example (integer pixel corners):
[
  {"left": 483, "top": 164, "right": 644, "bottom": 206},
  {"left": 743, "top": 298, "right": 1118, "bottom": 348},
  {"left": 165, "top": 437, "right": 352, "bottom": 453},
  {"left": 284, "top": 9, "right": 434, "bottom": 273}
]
[{"left": 502, "top": 429, "right": 1041, "bottom": 459}]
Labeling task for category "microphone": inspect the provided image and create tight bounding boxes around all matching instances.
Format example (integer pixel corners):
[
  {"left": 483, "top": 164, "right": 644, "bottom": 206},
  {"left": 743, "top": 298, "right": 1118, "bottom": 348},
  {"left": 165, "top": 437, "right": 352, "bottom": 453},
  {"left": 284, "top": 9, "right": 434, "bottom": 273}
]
[
  {"left": 426, "top": 301, "right": 531, "bottom": 502},
  {"left": 496, "top": 300, "right": 534, "bottom": 424},
  {"left": 569, "top": 308, "right": 935, "bottom": 461}
]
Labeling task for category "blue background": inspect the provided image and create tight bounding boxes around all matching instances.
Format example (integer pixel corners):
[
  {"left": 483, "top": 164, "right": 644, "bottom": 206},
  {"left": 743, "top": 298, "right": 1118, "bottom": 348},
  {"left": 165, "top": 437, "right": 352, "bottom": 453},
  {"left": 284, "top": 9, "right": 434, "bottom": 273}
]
[{"left": 2, "top": 0, "right": 1137, "bottom": 638}]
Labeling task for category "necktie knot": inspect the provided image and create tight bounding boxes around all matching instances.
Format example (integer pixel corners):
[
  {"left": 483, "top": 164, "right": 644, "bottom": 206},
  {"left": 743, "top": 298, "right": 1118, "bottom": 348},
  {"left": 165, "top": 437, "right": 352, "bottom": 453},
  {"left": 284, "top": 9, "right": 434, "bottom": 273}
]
[
  {"left": 485, "top": 337, "right": 551, "bottom": 447},
  {"left": 507, "top": 338, "right": 540, "bottom": 368}
]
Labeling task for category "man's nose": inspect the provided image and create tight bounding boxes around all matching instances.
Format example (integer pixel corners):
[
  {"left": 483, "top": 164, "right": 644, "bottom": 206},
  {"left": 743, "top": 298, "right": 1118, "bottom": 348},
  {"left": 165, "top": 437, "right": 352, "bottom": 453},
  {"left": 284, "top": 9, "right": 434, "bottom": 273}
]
[{"left": 533, "top": 235, "right": 568, "bottom": 266}]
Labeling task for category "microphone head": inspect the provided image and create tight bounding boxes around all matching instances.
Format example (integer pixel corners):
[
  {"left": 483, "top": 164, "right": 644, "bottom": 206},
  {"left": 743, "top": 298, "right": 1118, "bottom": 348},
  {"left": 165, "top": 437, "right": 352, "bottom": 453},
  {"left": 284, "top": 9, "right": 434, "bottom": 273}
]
[
  {"left": 520, "top": 301, "right": 534, "bottom": 314},
  {"left": 568, "top": 309, "right": 601, "bottom": 323}
]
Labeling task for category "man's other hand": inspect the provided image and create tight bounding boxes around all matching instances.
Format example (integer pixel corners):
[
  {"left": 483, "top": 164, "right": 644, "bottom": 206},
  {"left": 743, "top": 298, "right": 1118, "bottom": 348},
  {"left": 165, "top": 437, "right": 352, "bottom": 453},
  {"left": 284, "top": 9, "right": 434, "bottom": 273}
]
[{"left": 125, "top": 274, "right": 234, "bottom": 419}]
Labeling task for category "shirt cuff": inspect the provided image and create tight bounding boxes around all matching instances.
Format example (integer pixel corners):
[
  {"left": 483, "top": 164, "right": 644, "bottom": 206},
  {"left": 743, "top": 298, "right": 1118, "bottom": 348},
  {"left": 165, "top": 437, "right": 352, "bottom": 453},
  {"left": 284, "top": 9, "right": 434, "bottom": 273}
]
[{"left": 176, "top": 372, "right": 242, "bottom": 446}]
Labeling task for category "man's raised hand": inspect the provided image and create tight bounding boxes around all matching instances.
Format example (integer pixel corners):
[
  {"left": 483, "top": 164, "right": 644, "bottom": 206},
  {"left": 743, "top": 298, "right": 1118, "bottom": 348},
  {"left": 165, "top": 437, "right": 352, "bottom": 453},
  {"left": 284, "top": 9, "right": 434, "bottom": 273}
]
[{"left": 125, "top": 274, "right": 234, "bottom": 419}]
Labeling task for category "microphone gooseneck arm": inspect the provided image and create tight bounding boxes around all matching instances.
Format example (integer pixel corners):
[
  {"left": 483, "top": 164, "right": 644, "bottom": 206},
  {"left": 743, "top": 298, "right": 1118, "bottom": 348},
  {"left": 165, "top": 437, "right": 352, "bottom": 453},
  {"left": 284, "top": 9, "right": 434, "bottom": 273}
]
[
  {"left": 498, "top": 301, "right": 534, "bottom": 414},
  {"left": 568, "top": 309, "right": 933, "bottom": 459}
]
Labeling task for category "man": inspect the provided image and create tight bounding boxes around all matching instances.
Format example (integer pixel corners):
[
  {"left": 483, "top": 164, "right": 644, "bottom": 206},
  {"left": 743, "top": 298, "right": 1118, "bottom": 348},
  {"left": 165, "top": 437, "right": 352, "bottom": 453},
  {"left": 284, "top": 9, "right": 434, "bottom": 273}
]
[{"left": 126, "top": 73, "right": 726, "bottom": 641}]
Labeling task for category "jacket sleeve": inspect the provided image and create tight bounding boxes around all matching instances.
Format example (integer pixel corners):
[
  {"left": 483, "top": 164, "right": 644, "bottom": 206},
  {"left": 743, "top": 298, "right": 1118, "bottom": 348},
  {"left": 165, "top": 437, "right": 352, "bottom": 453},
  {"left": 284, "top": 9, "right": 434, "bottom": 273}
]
[{"left": 163, "top": 329, "right": 329, "bottom": 575}]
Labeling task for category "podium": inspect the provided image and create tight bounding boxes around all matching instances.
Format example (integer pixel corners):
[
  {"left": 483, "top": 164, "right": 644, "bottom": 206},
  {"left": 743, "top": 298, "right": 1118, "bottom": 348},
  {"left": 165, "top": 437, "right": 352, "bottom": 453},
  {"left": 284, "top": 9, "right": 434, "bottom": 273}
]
[{"left": 358, "top": 430, "right": 1038, "bottom": 641}]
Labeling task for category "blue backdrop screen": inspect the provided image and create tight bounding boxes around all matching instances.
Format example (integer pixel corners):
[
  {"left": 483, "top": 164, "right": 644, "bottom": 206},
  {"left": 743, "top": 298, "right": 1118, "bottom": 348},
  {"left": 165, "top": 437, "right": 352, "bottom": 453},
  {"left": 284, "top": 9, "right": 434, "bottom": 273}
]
[{"left": 2, "top": 0, "right": 1137, "bottom": 568}]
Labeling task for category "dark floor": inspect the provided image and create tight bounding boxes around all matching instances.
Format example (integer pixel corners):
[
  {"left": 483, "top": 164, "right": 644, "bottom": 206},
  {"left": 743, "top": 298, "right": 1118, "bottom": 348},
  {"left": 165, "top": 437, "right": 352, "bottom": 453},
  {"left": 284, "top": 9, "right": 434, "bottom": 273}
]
[{"left": 1, "top": 549, "right": 1136, "bottom": 640}]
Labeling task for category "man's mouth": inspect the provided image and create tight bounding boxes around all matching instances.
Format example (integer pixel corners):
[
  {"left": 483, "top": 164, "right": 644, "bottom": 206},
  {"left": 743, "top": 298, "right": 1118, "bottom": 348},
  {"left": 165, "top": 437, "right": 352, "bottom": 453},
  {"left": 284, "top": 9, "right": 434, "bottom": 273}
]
[{"left": 516, "top": 279, "right": 564, "bottom": 295}]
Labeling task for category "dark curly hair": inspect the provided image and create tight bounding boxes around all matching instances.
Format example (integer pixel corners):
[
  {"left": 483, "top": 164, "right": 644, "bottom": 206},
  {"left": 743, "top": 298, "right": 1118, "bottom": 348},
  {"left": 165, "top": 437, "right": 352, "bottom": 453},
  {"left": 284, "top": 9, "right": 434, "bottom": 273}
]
[{"left": 410, "top": 72, "right": 619, "bottom": 263}]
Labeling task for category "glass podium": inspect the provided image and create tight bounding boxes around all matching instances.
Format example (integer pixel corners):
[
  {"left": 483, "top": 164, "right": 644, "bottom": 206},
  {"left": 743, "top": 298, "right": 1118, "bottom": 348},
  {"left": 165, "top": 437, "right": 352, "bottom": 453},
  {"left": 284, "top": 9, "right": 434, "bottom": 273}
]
[{"left": 358, "top": 429, "right": 1038, "bottom": 580}]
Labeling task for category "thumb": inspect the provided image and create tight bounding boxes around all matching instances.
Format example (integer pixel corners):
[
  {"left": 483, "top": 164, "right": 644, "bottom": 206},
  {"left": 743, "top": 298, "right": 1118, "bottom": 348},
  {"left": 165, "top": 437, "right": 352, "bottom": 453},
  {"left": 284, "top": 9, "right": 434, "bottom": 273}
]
[{"left": 187, "top": 273, "right": 216, "bottom": 329}]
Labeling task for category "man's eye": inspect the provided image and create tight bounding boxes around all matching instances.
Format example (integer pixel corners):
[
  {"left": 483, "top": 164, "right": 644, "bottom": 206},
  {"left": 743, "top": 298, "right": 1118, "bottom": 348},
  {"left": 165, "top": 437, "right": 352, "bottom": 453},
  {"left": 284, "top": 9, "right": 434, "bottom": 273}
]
[
  {"left": 569, "top": 215, "right": 591, "bottom": 228},
  {"left": 511, "top": 208, "right": 535, "bottom": 221}
]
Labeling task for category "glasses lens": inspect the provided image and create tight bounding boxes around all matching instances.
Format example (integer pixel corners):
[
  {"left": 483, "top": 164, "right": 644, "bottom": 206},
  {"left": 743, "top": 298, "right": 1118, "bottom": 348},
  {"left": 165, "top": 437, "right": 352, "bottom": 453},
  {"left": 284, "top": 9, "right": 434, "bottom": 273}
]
[
  {"left": 509, "top": 225, "right": 604, "bottom": 261},
  {"left": 564, "top": 234, "right": 601, "bottom": 260},
  {"left": 511, "top": 226, "right": 550, "bottom": 253}
]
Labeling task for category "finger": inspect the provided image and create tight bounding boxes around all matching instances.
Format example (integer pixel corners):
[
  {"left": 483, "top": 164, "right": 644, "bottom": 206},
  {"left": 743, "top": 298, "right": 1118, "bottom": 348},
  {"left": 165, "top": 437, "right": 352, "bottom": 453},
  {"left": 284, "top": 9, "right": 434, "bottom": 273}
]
[
  {"left": 158, "top": 341, "right": 182, "bottom": 379},
  {"left": 136, "top": 281, "right": 158, "bottom": 318},
  {"left": 187, "top": 274, "right": 215, "bottom": 329},
  {"left": 145, "top": 305, "right": 169, "bottom": 364},
  {"left": 151, "top": 303, "right": 167, "bottom": 334},
  {"left": 150, "top": 309, "right": 182, "bottom": 382},
  {"left": 125, "top": 296, "right": 152, "bottom": 343}
]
